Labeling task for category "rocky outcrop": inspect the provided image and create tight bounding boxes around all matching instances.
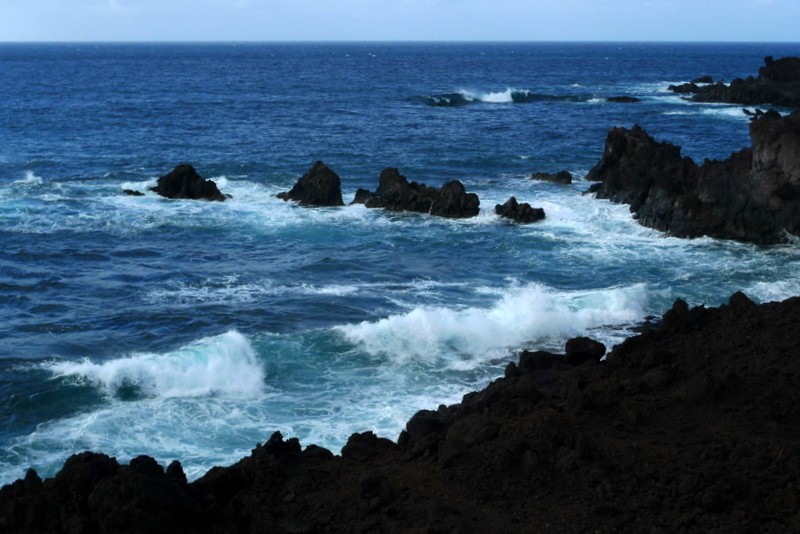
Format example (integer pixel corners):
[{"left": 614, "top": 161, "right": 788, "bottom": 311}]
[
  {"left": 150, "top": 164, "right": 227, "bottom": 201},
  {"left": 495, "top": 196, "right": 545, "bottom": 224},
  {"left": 668, "top": 56, "right": 800, "bottom": 108},
  {"left": 532, "top": 170, "right": 572, "bottom": 184},
  {"left": 353, "top": 167, "right": 480, "bottom": 218},
  {"left": 4, "top": 293, "right": 800, "bottom": 533},
  {"left": 586, "top": 109, "right": 800, "bottom": 244},
  {"left": 277, "top": 161, "right": 344, "bottom": 206}
]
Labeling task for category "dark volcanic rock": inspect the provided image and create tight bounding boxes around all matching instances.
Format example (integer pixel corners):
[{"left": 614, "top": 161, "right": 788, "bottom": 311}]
[
  {"left": 532, "top": 170, "right": 572, "bottom": 184},
  {"left": 277, "top": 161, "right": 344, "bottom": 206},
  {"left": 150, "top": 164, "right": 227, "bottom": 201},
  {"left": 354, "top": 167, "right": 480, "bottom": 218},
  {"left": 607, "top": 95, "right": 641, "bottom": 103},
  {"left": 691, "top": 75, "right": 714, "bottom": 84},
  {"left": 668, "top": 56, "right": 800, "bottom": 107},
  {"left": 495, "top": 196, "right": 546, "bottom": 224},
  {"left": 586, "top": 109, "right": 800, "bottom": 243},
  {"left": 122, "top": 189, "right": 144, "bottom": 197},
  {"left": 4, "top": 294, "right": 800, "bottom": 532}
]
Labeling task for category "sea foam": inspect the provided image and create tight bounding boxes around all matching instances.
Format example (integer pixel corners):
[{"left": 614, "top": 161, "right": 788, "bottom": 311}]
[
  {"left": 336, "top": 283, "right": 650, "bottom": 368},
  {"left": 47, "top": 331, "right": 265, "bottom": 399}
]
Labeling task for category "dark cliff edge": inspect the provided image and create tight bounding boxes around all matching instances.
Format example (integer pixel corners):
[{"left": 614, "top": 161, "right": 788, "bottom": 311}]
[
  {"left": 3, "top": 292, "right": 800, "bottom": 533},
  {"left": 586, "top": 109, "right": 800, "bottom": 244}
]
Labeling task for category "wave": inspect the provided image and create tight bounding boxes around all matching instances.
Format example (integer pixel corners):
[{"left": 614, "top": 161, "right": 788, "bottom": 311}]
[
  {"left": 13, "top": 171, "right": 44, "bottom": 186},
  {"left": 46, "top": 331, "right": 265, "bottom": 399},
  {"left": 335, "top": 283, "right": 651, "bottom": 368},
  {"left": 420, "top": 89, "right": 595, "bottom": 107}
]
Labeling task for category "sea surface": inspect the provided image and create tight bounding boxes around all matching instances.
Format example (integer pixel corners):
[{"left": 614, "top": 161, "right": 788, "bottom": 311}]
[{"left": 2, "top": 42, "right": 800, "bottom": 485}]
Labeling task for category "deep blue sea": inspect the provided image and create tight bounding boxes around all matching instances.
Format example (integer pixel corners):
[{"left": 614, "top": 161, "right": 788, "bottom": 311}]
[{"left": 2, "top": 42, "right": 800, "bottom": 485}]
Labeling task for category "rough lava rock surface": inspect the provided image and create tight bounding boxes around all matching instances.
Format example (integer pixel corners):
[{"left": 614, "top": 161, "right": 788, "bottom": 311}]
[
  {"left": 495, "top": 196, "right": 546, "bottom": 224},
  {"left": 353, "top": 167, "right": 480, "bottom": 218},
  {"left": 150, "top": 164, "right": 227, "bottom": 201},
  {"left": 4, "top": 292, "right": 800, "bottom": 532},
  {"left": 668, "top": 56, "right": 800, "bottom": 108},
  {"left": 277, "top": 161, "right": 345, "bottom": 207},
  {"left": 586, "top": 109, "right": 800, "bottom": 244}
]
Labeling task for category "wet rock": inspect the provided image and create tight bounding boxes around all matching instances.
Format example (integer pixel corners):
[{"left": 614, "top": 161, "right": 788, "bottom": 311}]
[
  {"left": 607, "top": 96, "right": 641, "bottom": 103},
  {"left": 277, "top": 160, "right": 344, "bottom": 206},
  {"left": 150, "top": 164, "right": 227, "bottom": 201},
  {"left": 565, "top": 337, "right": 606, "bottom": 365},
  {"left": 586, "top": 109, "right": 800, "bottom": 243},
  {"left": 532, "top": 170, "right": 573, "bottom": 184},
  {"left": 355, "top": 167, "right": 480, "bottom": 218},
  {"left": 495, "top": 196, "right": 545, "bottom": 223}
]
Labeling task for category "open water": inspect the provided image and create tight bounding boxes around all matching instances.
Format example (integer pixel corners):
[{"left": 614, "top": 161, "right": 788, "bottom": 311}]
[{"left": 2, "top": 42, "right": 800, "bottom": 484}]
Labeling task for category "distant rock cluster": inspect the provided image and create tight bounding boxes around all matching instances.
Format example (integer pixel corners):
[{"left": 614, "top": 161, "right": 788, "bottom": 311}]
[{"left": 668, "top": 56, "right": 800, "bottom": 108}]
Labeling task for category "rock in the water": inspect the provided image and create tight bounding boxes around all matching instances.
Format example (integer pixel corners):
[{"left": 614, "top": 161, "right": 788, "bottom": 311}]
[
  {"left": 691, "top": 75, "right": 714, "bottom": 84},
  {"left": 354, "top": 167, "right": 480, "bottom": 218},
  {"left": 585, "top": 109, "right": 800, "bottom": 244},
  {"left": 123, "top": 189, "right": 145, "bottom": 196},
  {"left": 531, "top": 170, "right": 572, "bottom": 184},
  {"left": 150, "top": 164, "right": 227, "bottom": 201},
  {"left": 277, "top": 161, "right": 344, "bottom": 206},
  {"left": 607, "top": 96, "right": 641, "bottom": 103},
  {"left": 669, "top": 56, "right": 800, "bottom": 107},
  {"left": 495, "top": 196, "right": 545, "bottom": 224}
]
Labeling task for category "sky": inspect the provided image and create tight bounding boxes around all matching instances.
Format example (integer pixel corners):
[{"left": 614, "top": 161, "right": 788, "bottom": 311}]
[{"left": 0, "top": 0, "right": 798, "bottom": 42}]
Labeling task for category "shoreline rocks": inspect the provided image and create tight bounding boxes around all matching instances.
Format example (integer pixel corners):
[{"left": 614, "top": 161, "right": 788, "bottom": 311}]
[
  {"left": 4, "top": 292, "right": 800, "bottom": 532},
  {"left": 668, "top": 56, "right": 800, "bottom": 108},
  {"left": 586, "top": 109, "right": 800, "bottom": 244},
  {"left": 149, "top": 164, "right": 227, "bottom": 201}
]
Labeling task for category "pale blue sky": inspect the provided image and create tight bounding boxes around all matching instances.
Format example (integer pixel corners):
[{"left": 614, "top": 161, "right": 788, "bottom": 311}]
[{"left": 1, "top": 0, "right": 798, "bottom": 42}]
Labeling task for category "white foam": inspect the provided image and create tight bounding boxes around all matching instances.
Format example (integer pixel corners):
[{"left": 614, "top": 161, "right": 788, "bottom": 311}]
[
  {"left": 14, "top": 171, "right": 44, "bottom": 185},
  {"left": 336, "top": 283, "right": 651, "bottom": 368},
  {"left": 746, "top": 279, "right": 800, "bottom": 304},
  {"left": 47, "top": 331, "right": 265, "bottom": 399},
  {"left": 459, "top": 88, "right": 520, "bottom": 104}
]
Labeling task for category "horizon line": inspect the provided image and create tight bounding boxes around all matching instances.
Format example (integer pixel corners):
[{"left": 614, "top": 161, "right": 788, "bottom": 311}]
[{"left": 2, "top": 39, "right": 800, "bottom": 45}]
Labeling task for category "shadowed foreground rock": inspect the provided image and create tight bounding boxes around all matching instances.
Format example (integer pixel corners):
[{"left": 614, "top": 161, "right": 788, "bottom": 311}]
[
  {"left": 668, "top": 56, "right": 800, "bottom": 108},
  {"left": 150, "top": 164, "right": 227, "bottom": 201},
  {"left": 586, "top": 109, "right": 800, "bottom": 244},
  {"left": 353, "top": 167, "right": 480, "bottom": 218},
  {"left": 277, "top": 161, "right": 345, "bottom": 206},
  {"left": 4, "top": 292, "right": 800, "bottom": 533}
]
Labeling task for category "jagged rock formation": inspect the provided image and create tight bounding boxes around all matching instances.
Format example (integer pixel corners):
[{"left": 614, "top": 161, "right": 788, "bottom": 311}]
[
  {"left": 3, "top": 292, "right": 800, "bottom": 533},
  {"left": 353, "top": 167, "right": 480, "bottom": 218},
  {"left": 495, "top": 196, "right": 546, "bottom": 224},
  {"left": 149, "top": 164, "right": 227, "bottom": 201},
  {"left": 668, "top": 56, "right": 800, "bottom": 108},
  {"left": 532, "top": 170, "right": 572, "bottom": 184},
  {"left": 586, "top": 109, "right": 800, "bottom": 244},
  {"left": 277, "top": 161, "right": 345, "bottom": 207}
]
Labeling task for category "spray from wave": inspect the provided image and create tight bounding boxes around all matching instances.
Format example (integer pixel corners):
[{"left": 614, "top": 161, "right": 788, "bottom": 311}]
[
  {"left": 47, "top": 331, "right": 265, "bottom": 399},
  {"left": 336, "top": 283, "right": 651, "bottom": 368}
]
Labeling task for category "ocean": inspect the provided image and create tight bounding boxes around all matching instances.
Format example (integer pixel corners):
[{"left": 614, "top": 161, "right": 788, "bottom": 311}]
[{"left": 2, "top": 41, "right": 799, "bottom": 485}]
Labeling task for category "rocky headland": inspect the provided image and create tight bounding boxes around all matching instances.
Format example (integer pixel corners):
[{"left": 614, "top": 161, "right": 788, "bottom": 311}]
[
  {"left": 667, "top": 56, "right": 800, "bottom": 108},
  {"left": 586, "top": 108, "right": 800, "bottom": 244},
  {"left": 3, "top": 292, "right": 800, "bottom": 533}
]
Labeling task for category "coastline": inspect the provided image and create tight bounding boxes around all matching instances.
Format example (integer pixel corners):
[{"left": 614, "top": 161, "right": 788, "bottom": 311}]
[{"left": 3, "top": 292, "right": 800, "bottom": 532}]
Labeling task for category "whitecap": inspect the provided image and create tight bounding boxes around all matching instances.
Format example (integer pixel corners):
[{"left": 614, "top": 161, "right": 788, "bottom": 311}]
[{"left": 46, "top": 331, "right": 265, "bottom": 399}]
